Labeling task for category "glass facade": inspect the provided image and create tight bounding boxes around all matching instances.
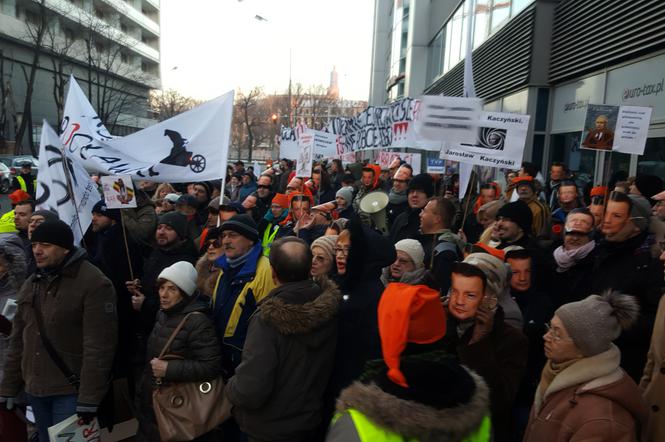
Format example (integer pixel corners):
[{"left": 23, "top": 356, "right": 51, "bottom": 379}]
[
  {"left": 426, "top": 0, "right": 535, "bottom": 83},
  {"left": 388, "top": 0, "right": 410, "bottom": 100}
]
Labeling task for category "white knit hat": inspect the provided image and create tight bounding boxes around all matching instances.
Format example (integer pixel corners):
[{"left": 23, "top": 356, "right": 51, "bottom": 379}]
[
  {"left": 394, "top": 239, "right": 425, "bottom": 269},
  {"left": 158, "top": 261, "right": 198, "bottom": 296}
]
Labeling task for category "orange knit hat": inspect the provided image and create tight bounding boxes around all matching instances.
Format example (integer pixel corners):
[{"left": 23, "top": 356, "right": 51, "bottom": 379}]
[
  {"left": 271, "top": 193, "right": 289, "bottom": 209},
  {"left": 378, "top": 283, "right": 447, "bottom": 388},
  {"left": 9, "top": 189, "right": 31, "bottom": 205},
  {"left": 590, "top": 186, "right": 608, "bottom": 198}
]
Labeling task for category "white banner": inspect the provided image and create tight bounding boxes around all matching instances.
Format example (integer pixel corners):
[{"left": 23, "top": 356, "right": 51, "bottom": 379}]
[
  {"left": 415, "top": 95, "right": 482, "bottom": 149},
  {"left": 439, "top": 111, "right": 530, "bottom": 169},
  {"left": 61, "top": 76, "right": 233, "bottom": 182},
  {"left": 311, "top": 129, "right": 338, "bottom": 161},
  {"left": 36, "top": 121, "right": 99, "bottom": 244}
]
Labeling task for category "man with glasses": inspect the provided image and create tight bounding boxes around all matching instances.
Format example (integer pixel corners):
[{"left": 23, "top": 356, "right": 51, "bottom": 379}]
[
  {"left": 380, "top": 238, "right": 428, "bottom": 285},
  {"left": 253, "top": 174, "right": 276, "bottom": 222},
  {"left": 386, "top": 165, "right": 412, "bottom": 227}
]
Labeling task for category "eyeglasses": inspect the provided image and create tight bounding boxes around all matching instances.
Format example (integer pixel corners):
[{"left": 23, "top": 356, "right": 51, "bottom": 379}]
[
  {"left": 393, "top": 179, "right": 410, "bottom": 184},
  {"left": 257, "top": 185, "right": 271, "bottom": 190},
  {"left": 334, "top": 247, "right": 350, "bottom": 256},
  {"left": 206, "top": 239, "right": 222, "bottom": 249},
  {"left": 544, "top": 322, "right": 573, "bottom": 342}
]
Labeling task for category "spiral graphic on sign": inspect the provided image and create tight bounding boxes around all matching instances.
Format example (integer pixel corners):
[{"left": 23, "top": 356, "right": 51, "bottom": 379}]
[{"left": 478, "top": 127, "right": 506, "bottom": 150}]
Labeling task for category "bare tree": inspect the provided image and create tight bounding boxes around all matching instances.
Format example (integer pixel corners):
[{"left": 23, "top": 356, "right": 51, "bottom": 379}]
[
  {"left": 233, "top": 87, "right": 272, "bottom": 161},
  {"left": 149, "top": 89, "right": 199, "bottom": 121}
]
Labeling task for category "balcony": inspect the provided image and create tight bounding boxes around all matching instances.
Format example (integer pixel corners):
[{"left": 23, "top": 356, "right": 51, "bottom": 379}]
[{"left": 98, "top": 0, "right": 159, "bottom": 36}]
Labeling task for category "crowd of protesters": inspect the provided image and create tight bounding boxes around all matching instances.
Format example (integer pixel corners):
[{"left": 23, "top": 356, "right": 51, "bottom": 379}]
[{"left": 0, "top": 156, "right": 664, "bottom": 442}]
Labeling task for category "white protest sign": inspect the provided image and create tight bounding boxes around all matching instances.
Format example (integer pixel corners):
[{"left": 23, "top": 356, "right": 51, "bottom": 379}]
[
  {"left": 36, "top": 121, "right": 98, "bottom": 245},
  {"left": 279, "top": 126, "right": 299, "bottom": 160},
  {"left": 61, "top": 76, "right": 233, "bottom": 183},
  {"left": 377, "top": 151, "right": 421, "bottom": 174},
  {"left": 440, "top": 111, "right": 530, "bottom": 169},
  {"left": 101, "top": 175, "right": 137, "bottom": 208},
  {"left": 427, "top": 158, "right": 445, "bottom": 174},
  {"left": 48, "top": 414, "right": 101, "bottom": 441},
  {"left": 311, "top": 129, "right": 338, "bottom": 161},
  {"left": 415, "top": 96, "right": 482, "bottom": 149},
  {"left": 296, "top": 133, "right": 314, "bottom": 177},
  {"left": 612, "top": 105, "right": 652, "bottom": 155}
]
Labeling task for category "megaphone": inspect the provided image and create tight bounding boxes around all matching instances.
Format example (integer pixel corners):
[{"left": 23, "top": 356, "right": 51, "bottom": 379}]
[{"left": 360, "top": 191, "right": 389, "bottom": 235}]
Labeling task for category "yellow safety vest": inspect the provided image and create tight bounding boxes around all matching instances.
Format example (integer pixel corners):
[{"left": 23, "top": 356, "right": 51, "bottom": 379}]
[
  {"left": 334, "top": 408, "right": 492, "bottom": 442},
  {"left": 16, "top": 176, "right": 36, "bottom": 193},
  {"left": 261, "top": 223, "right": 280, "bottom": 257}
]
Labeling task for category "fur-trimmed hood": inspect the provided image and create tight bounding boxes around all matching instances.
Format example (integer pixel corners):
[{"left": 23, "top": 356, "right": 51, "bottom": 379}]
[
  {"left": 336, "top": 365, "right": 490, "bottom": 441},
  {"left": 195, "top": 254, "right": 221, "bottom": 298},
  {"left": 259, "top": 276, "right": 340, "bottom": 339},
  {"left": 0, "top": 234, "right": 27, "bottom": 295}
]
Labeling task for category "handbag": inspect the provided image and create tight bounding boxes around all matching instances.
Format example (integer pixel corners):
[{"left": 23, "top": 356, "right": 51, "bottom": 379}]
[{"left": 152, "top": 312, "right": 227, "bottom": 442}]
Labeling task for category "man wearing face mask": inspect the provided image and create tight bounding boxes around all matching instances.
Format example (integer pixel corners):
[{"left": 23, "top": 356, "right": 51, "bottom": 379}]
[
  {"left": 591, "top": 192, "right": 662, "bottom": 381},
  {"left": 442, "top": 253, "right": 528, "bottom": 442}
]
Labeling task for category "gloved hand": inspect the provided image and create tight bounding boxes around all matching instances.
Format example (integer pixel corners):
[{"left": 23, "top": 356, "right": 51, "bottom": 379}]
[
  {"left": 76, "top": 404, "right": 98, "bottom": 425},
  {"left": 0, "top": 396, "right": 14, "bottom": 410}
]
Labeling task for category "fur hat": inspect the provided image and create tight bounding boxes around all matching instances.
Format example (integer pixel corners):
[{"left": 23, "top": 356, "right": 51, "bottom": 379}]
[
  {"left": 91, "top": 200, "right": 121, "bottom": 223},
  {"left": 31, "top": 220, "right": 74, "bottom": 250},
  {"left": 158, "top": 261, "right": 198, "bottom": 297},
  {"left": 157, "top": 212, "right": 188, "bottom": 239},
  {"left": 462, "top": 253, "right": 507, "bottom": 298},
  {"left": 311, "top": 235, "right": 338, "bottom": 262},
  {"left": 220, "top": 214, "right": 259, "bottom": 243},
  {"left": 556, "top": 291, "right": 639, "bottom": 357},
  {"left": 378, "top": 283, "right": 447, "bottom": 388},
  {"left": 394, "top": 239, "right": 425, "bottom": 269},
  {"left": 408, "top": 173, "right": 434, "bottom": 198},
  {"left": 336, "top": 187, "right": 354, "bottom": 206},
  {"left": 496, "top": 201, "right": 533, "bottom": 235}
]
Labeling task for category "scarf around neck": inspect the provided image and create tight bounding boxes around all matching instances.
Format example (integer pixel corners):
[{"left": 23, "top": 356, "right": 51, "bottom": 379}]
[
  {"left": 226, "top": 247, "right": 254, "bottom": 269},
  {"left": 536, "top": 358, "right": 581, "bottom": 409},
  {"left": 553, "top": 240, "right": 595, "bottom": 272},
  {"left": 388, "top": 189, "right": 407, "bottom": 205}
]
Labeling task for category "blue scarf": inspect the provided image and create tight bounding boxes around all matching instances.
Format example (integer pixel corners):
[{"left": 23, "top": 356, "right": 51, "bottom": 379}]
[{"left": 226, "top": 247, "right": 254, "bottom": 269}]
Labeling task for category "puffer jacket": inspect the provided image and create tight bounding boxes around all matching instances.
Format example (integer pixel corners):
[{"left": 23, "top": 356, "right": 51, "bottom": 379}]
[
  {"left": 137, "top": 295, "right": 221, "bottom": 442},
  {"left": 0, "top": 248, "right": 117, "bottom": 406},
  {"left": 226, "top": 277, "right": 340, "bottom": 440},
  {"left": 327, "top": 353, "right": 492, "bottom": 442},
  {"left": 524, "top": 345, "right": 648, "bottom": 442}
]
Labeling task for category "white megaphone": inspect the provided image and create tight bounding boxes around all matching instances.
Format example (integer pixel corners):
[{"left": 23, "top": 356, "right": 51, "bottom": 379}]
[{"left": 360, "top": 191, "right": 389, "bottom": 235}]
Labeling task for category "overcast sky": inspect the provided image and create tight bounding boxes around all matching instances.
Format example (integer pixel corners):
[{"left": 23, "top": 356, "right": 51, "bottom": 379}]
[{"left": 160, "top": 0, "right": 375, "bottom": 101}]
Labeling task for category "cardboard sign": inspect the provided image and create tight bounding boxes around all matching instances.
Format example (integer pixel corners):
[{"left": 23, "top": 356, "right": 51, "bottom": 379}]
[
  {"left": 295, "top": 133, "right": 314, "bottom": 178},
  {"left": 101, "top": 175, "right": 137, "bottom": 208},
  {"left": 613, "top": 105, "right": 652, "bottom": 155},
  {"left": 48, "top": 414, "right": 101, "bottom": 441},
  {"left": 580, "top": 104, "right": 619, "bottom": 151},
  {"left": 311, "top": 130, "right": 338, "bottom": 161}
]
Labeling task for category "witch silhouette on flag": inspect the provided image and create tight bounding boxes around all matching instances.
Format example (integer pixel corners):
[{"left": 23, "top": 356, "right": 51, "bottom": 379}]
[{"left": 159, "top": 129, "right": 206, "bottom": 173}]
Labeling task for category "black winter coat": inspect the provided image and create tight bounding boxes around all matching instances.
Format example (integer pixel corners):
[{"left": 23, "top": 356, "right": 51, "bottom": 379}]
[
  {"left": 389, "top": 207, "right": 422, "bottom": 244},
  {"left": 549, "top": 249, "right": 596, "bottom": 308},
  {"left": 589, "top": 232, "right": 663, "bottom": 381},
  {"left": 226, "top": 278, "right": 340, "bottom": 440},
  {"left": 137, "top": 296, "right": 221, "bottom": 442}
]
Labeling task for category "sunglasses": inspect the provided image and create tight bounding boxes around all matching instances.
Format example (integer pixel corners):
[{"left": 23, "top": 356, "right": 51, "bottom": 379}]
[
  {"left": 257, "top": 185, "right": 271, "bottom": 189},
  {"left": 206, "top": 239, "right": 222, "bottom": 248}
]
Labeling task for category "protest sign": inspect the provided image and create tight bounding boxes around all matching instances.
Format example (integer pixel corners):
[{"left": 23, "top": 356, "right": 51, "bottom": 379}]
[
  {"left": 611, "top": 106, "right": 652, "bottom": 155},
  {"left": 101, "top": 175, "right": 137, "bottom": 209},
  {"left": 580, "top": 104, "right": 619, "bottom": 151},
  {"left": 61, "top": 76, "right": 233, "bottom": 182},
  {"left": 48, "top": 414, "right": 101, "bottom": 441},
  {"left": 427, "top": 158, "right": 445, "bottom": 174},
  {"left": 324, "top": 97, "right": 421, "bottom": 152},
  {"left": 439, "top": 111, "right": 530, "bottom": 169},
  {"left": 311, "top": 129, "right": 338, "bottom": 161},
  {"left": 296, "top": 133, "right": 314, "bottom": 177},
  {"left": 279, "top": 126, "right": 299, "bottom": 159},
  {"left": 415, "top": 96, "right": 482, "bottom": 149},
  {"left": 377, "top": 151, "right": 421, "bottom": 174},
  {"left": 36, "top": 121, "right": 98, "bottom": 245}
]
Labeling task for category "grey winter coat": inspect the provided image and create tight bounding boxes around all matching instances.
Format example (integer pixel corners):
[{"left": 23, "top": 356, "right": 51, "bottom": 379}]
[{"left": 226, "top": 277, "right": 341, "bottom": 440}]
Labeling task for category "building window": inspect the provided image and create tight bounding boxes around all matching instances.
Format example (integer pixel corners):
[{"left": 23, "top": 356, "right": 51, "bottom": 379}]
[
  {"left": 121, "top": 52, "right": 129, "bottom": 64},
  {"left": 490, "top": 0, "right": 511, "bottom": 31},
  {"left": 511, "top": 0, "right": 533, "bottom": 16},
  {"left": 64, "top": 27, "right": 75, "bottom": 42},
  {"left": 427, "top": 30, "right": 444, "bottom": 84},
  {"left": 474, "top": 0, "right": 490, "bottom": 48}
]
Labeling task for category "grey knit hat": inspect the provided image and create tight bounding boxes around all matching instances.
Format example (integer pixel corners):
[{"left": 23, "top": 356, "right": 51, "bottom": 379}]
[
  {"left": 462, "top": 253, "right": 507, "bottom": 298},
  {"left": 627, "top": 194, "right": 651, "bottom": 232},
  {"left": 336, "top": 187, "right": 354, "bottom": 206},
  {"left": 394, "top": 239, "right": 425, "bottom": 269},
  {"left": 555, "top": 291, "right": 639, "bottom": 357}
]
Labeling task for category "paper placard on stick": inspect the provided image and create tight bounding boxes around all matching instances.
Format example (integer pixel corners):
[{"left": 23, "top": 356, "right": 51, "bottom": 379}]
[
  {"left": 296, "top": 133, "right": 314, "bottom": 178},
  {"left": 48, "top": 414, "right": 101, "bottom": 441},
  {"left": 101, "top": 175, "right": 137, "bottom": 208},
  {"left": 279, "top": 126, "right": 299, "bottom": 160},
  {"left": 378, "top": 152, "right": 421, "bottom": 174},
  {"left": 440, "top": 111, "right": 530, "bottom": 169},
  {"left": 311, "top": 130, "right": 338, "bottom": 161},
  {"left": 580, "top": 104, "right": 619, "bottom": 151},
  {"left": 415, "top": 96, "right": 482, "bottom": 147},
  {"left": 427, "top": 158, "right": 445, "bottom": 174},
  {"left": 613, "top": 105, "right": 652, "bottom": 155}
]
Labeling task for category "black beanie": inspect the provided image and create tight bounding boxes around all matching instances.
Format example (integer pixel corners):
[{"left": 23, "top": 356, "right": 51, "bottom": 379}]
[
  {"left": 496, "top": 200, "right": 533, "bottom": 235},
  {"left": 408, "top": 173, "right": 435, "bottom": 198},
  {"left": 634, "top": 174, "right": 663, "bottom": 206},
  {"left": 220, "top": 214, "right": 259, "bottom": 243},
  {"left": 91, "top": 199, "right": 121, "bottom": 223},
  {"left": 158, "top": 212, "right": 188, "bottom": 239},
  {"left": 31, "top": 220, "right": 74, "bottom": 250}
]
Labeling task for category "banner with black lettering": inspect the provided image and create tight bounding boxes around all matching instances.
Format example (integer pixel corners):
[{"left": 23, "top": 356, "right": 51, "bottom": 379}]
[
  {"left": 36, "top": 121, "right": 99, "bottom": 244},
  {"left": 61, "top": 76, "right": 233, "bottom": 182}
]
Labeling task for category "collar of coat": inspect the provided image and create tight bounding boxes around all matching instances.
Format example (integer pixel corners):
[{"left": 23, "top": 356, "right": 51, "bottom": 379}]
[
  {"left": 336, "top": 368, "right": 489, "bottom": 441},
  {"left": 534, "top": 344, "right": 622, "bottom": 411},
  {"left": 258, "top": 276, "right": 340, "bottom": 335}
]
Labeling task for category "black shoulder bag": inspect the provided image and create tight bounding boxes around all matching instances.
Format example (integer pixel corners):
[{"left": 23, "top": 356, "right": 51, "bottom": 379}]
[{"left": 32, "top": 277, "right": 80, "bottom": 389}]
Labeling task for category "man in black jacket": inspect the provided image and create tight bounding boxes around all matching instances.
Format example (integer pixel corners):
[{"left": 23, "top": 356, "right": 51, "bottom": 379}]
[
  {"left": 389, "top": 173, "right": 434, "bottom": 243},
  {"left": 225, "top": 237, "right": 340, "bottom": 440}
]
